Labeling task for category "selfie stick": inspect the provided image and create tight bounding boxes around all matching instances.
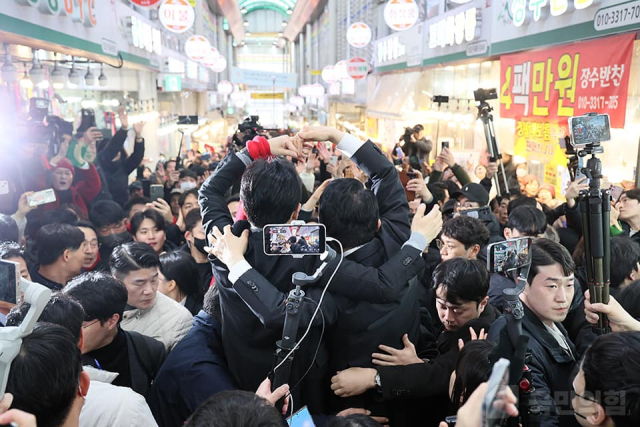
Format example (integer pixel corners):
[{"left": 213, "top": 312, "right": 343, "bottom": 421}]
[
  {"left": 271, "top": 247, "right": 337, "bottom": 392},
  {"left": 0, "top": 279, "right": 51, "bottom": 396},
  {"left": 502, "top": 263, "right": 543, "bottom": 427},
  {"left": 578, "top": 146, "right": 611, "bottom": 335},
  {"left": 476, "top": 96, "right": 509, "bottom": 197}
]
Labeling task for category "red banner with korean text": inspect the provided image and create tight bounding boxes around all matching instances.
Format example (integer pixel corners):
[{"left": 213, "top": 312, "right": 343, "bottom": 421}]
[{"left": 500, "top": 34, "right": 634, "bottom": 128}]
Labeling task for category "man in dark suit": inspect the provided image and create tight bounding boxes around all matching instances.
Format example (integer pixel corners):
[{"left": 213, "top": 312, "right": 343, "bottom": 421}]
[
  {"left": 329, "top": 257, "right": 499, "bottom": 426},
  {"left": 199, "top": 128, "right": 434, "bottom": 414}
]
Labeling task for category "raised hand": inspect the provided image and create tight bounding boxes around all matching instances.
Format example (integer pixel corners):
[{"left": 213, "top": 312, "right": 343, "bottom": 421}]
[
  {"left": 297, "top": 126, "right": 344, "bottom": 145},
  {"left": 411, "top": 204, "right": 443, "bottom": 248},
  {"left": 133, "top": 121, "right": 146, "bottom": 137},
  {"left": 118, "top": 106, "right": 129, "bottom": 129},
  {"left": 255, "top": 377, "right": 290, "bottom": 415},
  {"left": 372, "top": 334, "right": 423, "bottom": 366},
  {"left": 205, "top": 225, "right": 250, "bottom": 267}
]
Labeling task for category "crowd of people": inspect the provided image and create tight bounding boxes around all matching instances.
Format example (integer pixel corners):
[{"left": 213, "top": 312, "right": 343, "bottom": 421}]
[{"left": 0, "top": 116, "right": 638, "bottom": 427}]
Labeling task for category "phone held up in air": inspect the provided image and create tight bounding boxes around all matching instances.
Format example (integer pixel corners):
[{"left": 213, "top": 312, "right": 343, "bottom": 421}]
[
  {"left": 482, "top": 358, "right": 511, "bottom": 427},
  {"left": 487, "top": 237, "right": 533, "bottom": 274},
  {"left": 568, "top": 113, "right": 611, "bottom": 147},
  {"left": 460, "top": 206, "right": 492, "bottom": 221},
  {"left": 27, "top": 188, "right": 57, "bottom": 207},
  {"left": 287, "top": 406, "right": 315, "bottom": 427},
  {"left": 150, "top": 184, "right": 164, "bottom": 202},
  {"left": 0, "top": 259, "right": 22, "bottom": 305},
  {"left": 442, "top": 140, "right": 450, "bottom": 150},
  {"left": 263, "top": 224, "right": 326, "bottom": 256}
]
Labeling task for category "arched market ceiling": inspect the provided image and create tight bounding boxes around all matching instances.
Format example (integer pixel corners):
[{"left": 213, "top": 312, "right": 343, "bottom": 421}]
[{"left": 239, "top": 0, "right": 296, "bottom": 15}]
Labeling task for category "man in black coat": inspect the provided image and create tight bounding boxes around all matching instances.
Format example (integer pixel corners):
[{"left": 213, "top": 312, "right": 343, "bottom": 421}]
[
  {"left": 147, "top": 287, "right": 236, "bottom": 427},
  {"left": 63, "top": 271, "right": 166, "bottom": 398},
  {"left": 199, "top": 128, "right": 432, "bottom": 414},
  {"left": 488, "top": 239, "right": 580, "bottom": 427},
  {"left": 451, "top": 183, "right": 504, "bottom": 244},
  {"left": 97, "top": 109, "right": 145, "bottom": 206},
  {"left": 329, "top": 258, "right": 499, "bottom": 427}
]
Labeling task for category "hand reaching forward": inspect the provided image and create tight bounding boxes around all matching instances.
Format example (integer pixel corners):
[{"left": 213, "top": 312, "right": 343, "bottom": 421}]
[
  {"left": 205, "top": 225, "right": 250, "bottom": 267},
  {"left": 411, "top": 204, "right": 443, "bottom": 248},
  {"left": 255, "top": 377, "right": 290, "bottom": 415},
  {"left": 372, "top": 334, "right": 423, "bottom": 366}
]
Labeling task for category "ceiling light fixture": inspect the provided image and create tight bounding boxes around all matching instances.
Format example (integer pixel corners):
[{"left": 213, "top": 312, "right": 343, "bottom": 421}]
[
  {"left": 98, "top": 63, "right": 107, "bottom": 87},
  {"left": 1, "top": 44, "right": 18, "bottom": 83}
]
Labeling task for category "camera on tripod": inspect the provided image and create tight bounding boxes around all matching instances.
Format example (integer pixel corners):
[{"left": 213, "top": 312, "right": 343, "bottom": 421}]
[
  {"left": 474, "top": 88, "right": 498, "bottom": 103},
  {"left": 27, "top": 98, "right": 74, "bottom": 148}
]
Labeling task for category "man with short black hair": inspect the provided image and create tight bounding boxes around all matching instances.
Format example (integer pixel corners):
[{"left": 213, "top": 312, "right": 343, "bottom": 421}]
[
  {"left": 89, "top": 200, "right": 132, "bottom": 260},
  {"left": 179, "top": 170, "right": 198, "bottom": 191},
  {"left": 124, "top": 196, "right": 151, "bottom": 223},
  {"left": 438, "top": 215, "right": 490, "bottom": 262},
  {"left": 29, "top": 223, "right": 86, "bottom": 290},
  {"left": 329, "top": 258, "right": 499, "bottom": 426},
  {"left": 179, "top": 188, "right": 199, "bottom": 220},
  {"left": 0, "top": 213, "right": 19, "bottom": 243},
  {"left": 185, "top": 391, "right": 284, "bottom": 427},
  {"left": 572, "top": 331, "right": 640, "bottom": 427},
  {"left": 504, "top": 205, "right": 548, "bottom": 239},
  {"left": 64, "top": 271, "right": 166, "bottom": 397},
  {"left": 6, "top": 323, "right": 90, "bottom": 427},
  {"left": 7, "top": 292, "right": 159, "bottom": 427},
  {"left": 615, "top": 189, "right": 640, "bottom": 245},
  {"left": 451, "top": 183, "right": 503, "bottom": 243},
  {"left": 110, "top": 242, "right": 193, "bottom": 350},
  {"left": 609, "top": 236, "right": 640, "bottom": 292},
  {"left": 489, "top": 239, "right": 580, "bottom": 427}
]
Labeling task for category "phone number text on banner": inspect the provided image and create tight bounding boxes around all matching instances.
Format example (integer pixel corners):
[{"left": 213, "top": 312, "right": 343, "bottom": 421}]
[{"left": 499, "top": 34, "right": 634, "bottom": 128}]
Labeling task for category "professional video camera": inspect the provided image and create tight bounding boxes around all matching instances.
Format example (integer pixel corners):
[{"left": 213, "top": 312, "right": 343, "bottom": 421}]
[
  {"left": 474, "top": 88, "right": 509, "bottom": 196},
  {"left": 27, "top": 98, "right": 74, "bottom": 156},
  {"left": 568, "top": 113, "right": 612, "bottom": 335},
  {"left": 231, "top": 116, "right": 263, "bottom": 149}
]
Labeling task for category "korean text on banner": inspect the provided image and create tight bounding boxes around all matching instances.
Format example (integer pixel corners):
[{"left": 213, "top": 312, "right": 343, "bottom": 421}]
[{"left": 499, "top": 33, "right": 634, "bottom": 128}]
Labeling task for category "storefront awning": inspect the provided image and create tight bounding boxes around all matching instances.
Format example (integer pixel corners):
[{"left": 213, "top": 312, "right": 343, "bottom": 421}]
[{"left": 366, "top": 72, "right": 421, "bottom": 119}]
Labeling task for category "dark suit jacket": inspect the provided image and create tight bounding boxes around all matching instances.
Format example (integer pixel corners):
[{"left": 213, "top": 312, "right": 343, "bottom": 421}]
[
  {"left": 126, "top": 330, "right": 167, "bottom": 398},
  {"left": 198, "top": 140, "right": 427, "bottom": 413},
  {"left": 147, "top": 311, "right": 236, "bottom": 427}
]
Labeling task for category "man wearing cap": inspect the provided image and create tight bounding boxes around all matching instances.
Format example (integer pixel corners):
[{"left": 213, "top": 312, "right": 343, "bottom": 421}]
[
  {"left": 451, "top": 182, "right": 503, "bottom": 244},
  {"left": 128, "top": 181, "right": 144, "bottom": 200}
]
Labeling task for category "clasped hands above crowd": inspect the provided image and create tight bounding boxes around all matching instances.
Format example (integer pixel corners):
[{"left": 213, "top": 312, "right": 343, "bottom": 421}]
[{"left": 264, "top": 126, "right": 346, "bottom": 160}]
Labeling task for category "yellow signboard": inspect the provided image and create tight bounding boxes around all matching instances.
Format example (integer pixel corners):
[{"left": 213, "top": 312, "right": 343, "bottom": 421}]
[
  {"left": 250, "top": 93, "right": 285, "bottom": 100},
  {"left": 310, "top": 69, "right": 322, "bottom": 75}
]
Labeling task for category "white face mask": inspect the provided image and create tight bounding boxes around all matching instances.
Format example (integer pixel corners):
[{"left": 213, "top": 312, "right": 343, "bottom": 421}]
[{"left": 180, "top": 181, "right": 197, "bottom": 191}]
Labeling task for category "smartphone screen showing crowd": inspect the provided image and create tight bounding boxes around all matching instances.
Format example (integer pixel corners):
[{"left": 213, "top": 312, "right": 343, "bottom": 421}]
[
  {"left": 569, "top": 114, "right": 611, "bottom": 147},
  {"left": 487, "top": 237, "right": 533, "bottom": 274},
  {"left": 263, "top": 225, "right": 326, "bottom": 256},
  {"left": 26, "top": 188, "right": 57, "bottom": 207}
]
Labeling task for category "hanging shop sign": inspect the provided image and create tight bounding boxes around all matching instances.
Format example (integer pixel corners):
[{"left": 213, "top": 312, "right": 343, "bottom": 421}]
[
  {"left": 159, "top": 0, "right": 195, "bottom": 34},
  {"left": 428, "top": 6, "right": 479, "bottom": 48},
  {"left": 321, "top": 65, "right": 337, "bottom": 83},
  {"left": 384, "top": 0, "right": 419, "bottom": 31},
  {"left": 130, "top": 0, "right": 162, "bottom": 7},
  {"left": 347, "top": 57, "right": 370, "bottom": 80},
  {"left": 210, "top": 55, "right": 227, "bottom": 73},
  {"left": 129, "top": 16, "right": 162, "bottom": 55},
  {"left": 334, "top": 61, "right": 352, "bottom": 81},
  {"left": 13, "top": 0, "right": 97, "bottom": 27},
  {"left": 230, "top": 67, "right": 297, "bottom": 89},
  {"left": 346, "top": 22, "right": 372, "bottom": 48},
  {"left": 499, "top": 33, "right": 634, "bottom": 128},
  {"left": 217, "top": 80, "right": 233, "bottom": 95},
  {"left": 511, "top": 0, "right": 595, "bottom": 27},
  {"left": 164, "top": 75, "right": 182, "bottom": 92},
  {"left": 200, "top": 47, "right": 220, "bottom": 68},
  {"left": 251, "top": 93, "right": 285, "bottom": 100},
  {"left": 185, "top": 35, "right": 211, "bottom": 61}
]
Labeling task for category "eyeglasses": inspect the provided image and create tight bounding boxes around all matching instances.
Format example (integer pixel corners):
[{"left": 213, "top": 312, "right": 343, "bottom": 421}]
[{"left": 82, "top": 320, "right": 100, "bottom": 329}]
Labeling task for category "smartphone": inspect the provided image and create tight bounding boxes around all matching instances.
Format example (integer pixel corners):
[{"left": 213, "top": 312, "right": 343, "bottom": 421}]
[
  {"left": 442, "top": 140, "right": 450, "bottom": 150},
  {"left": 407, "top": 172, "right": 418, "bottom": 180},
  {"left": 460, "top": 206, "right": 492, "bottom": 221},
  {"left": 575, "top": 156, "right": 589, "bottom": 185},
  {"left": 482, "top": 358, "right": 511, "bottom": 427},
  {"left": 287, "top": 406, "right": 315, "bottom": 427},
  {"left": 609, "top": 184, "right": 624, "bottom": 202},
  {"left": 398, "top": 171, "right": 416, "bottom": 202},
  {"left": 444, "top": 416, "right": 457, "bottom": 427},
  {"left": 150, "top": 184, "right": 164, "bottom": 202},
  {"left": 487, "top": 237, "right": 533, "bottom": 274},
  {"left": 0, "top": 181, "right": 8, "bottom": 196},
  {"left": 395, "top": 147, "right": 404, "bottom": 158},
  {"left": 77, "top": 108, "right": 96, "bottom": 133},
  {"left": 569, "top": 114, "right": 611, "bottom": 147},
  {"left": 27, "top": 188, "right": 57, "bottom": 207},
  {"left": 329, "top": 156, "right": 338, "bottom": 166},
  {"left": 0, "top": 260, "right": 21, "bottom": 305},
  {"left": 263, "top": 224, "right": 326, "bottom": 256}
]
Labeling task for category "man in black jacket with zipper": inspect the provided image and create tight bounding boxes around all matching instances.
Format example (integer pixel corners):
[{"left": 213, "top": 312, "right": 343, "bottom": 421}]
[
  {"left": 489, "top": 239, "right": 580, "bottom": 427},
  {"left": 199, "top": 127, "right": 432, "bottom": 415}
]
